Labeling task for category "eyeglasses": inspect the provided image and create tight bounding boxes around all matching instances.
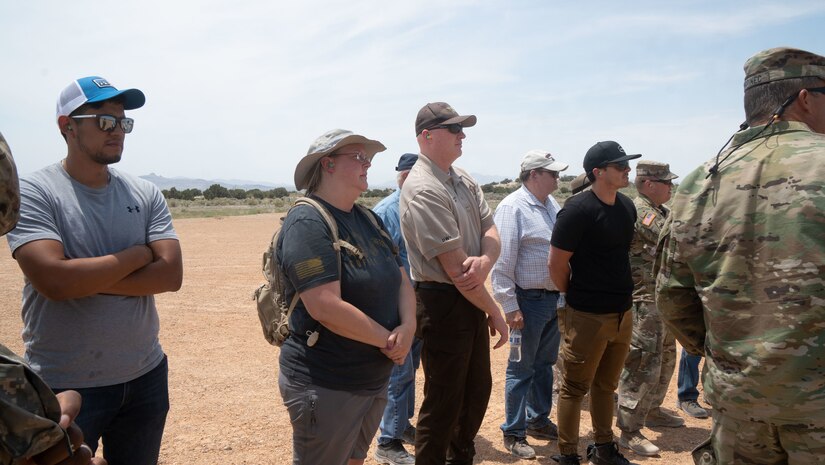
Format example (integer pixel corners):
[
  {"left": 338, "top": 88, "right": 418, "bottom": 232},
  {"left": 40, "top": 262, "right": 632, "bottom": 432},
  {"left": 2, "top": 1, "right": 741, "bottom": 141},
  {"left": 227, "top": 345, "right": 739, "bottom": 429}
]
[
  {"left": 805, "top": 86, "right": 825, "bottom": 95},
  {"left": 333, "top": 151, "right": 373, "bottom": 164},
  {"left": 71, "top": 114, "right": 134, "bottom": 133},
  {"left": 427, "top": 123, "right": 463, "bottom": 134},
  {"left": 536, "top": 169, "right": 560, "bottom": 179},
  {"left": 650, "top": 179, "right": 673, "bottom": 186},
  {"left": 603, "top": 161, "right": 630, "bottom": 170}
]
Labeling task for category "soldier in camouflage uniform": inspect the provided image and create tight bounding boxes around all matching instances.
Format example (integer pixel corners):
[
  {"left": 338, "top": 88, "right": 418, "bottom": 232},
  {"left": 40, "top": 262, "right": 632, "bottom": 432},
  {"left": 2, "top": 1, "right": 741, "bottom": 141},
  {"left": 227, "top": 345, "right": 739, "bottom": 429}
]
[
  {"left": 616, "top": 161, "right": 682, "bottom": 457},
  {"left": 655, "top": 47, "right": 825, "bottom": 465},
  {"left": 1, "top": 132, "right": 102, "bottom": 465}
]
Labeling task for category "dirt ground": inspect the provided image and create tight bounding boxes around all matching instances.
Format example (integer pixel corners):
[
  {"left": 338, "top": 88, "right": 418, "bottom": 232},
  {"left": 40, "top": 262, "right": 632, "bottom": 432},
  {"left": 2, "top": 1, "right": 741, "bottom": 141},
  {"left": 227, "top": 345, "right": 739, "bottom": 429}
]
[{"left": 0, "top": 213, "right": 711, "bottom": 464}]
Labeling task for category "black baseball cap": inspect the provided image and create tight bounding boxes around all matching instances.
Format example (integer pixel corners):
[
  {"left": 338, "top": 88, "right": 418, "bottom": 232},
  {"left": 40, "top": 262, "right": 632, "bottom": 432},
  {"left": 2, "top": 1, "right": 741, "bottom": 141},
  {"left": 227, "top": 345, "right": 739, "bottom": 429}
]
[{"left": 583, "top": 141, "right": 641, "bottom": 174}]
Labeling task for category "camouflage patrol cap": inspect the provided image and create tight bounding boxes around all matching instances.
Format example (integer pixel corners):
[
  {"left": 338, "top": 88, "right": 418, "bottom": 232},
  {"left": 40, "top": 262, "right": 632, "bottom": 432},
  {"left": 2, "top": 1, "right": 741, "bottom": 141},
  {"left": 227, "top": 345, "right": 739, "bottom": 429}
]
[
  {"left": 294, "top": 129, "right": 386, "bottom": 190},
  {"left": 0, "top": 132, "right": 20, "bottom": 236},
  {"left": 636, "top": 161, "right": 678, "bottom": 180},
  {"left": 743, "top": 47, "right": 825, "bottom": 90}
]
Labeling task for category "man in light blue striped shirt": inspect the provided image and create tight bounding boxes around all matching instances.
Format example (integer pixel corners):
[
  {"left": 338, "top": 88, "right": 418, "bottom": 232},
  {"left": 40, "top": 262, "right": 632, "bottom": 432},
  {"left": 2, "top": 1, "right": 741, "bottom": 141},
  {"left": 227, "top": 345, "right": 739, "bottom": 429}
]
[{"left": 492, "top": 149, "right": 568, "bottom": 459}]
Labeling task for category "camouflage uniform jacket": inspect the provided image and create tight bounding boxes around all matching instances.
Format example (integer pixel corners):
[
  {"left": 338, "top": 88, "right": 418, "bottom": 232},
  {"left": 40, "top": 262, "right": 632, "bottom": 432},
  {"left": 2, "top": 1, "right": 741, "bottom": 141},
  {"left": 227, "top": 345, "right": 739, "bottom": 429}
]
[
  {"left": 655, "top": 120, "right": 825, "bottom": 424},
  {"left": 1, "top": 344, "right": 70, "bottom": 464},
  {"left": 0, "top": 132, "right": 20, "bottom": 235},
  {"left": 630, "top": 194, "right": 667, "bottom": 304}
]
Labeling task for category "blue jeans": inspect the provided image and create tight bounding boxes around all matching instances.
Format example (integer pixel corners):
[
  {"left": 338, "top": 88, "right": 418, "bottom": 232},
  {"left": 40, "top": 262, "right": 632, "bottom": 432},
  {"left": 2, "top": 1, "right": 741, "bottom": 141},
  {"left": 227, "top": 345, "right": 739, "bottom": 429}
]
[
  {"left": 377, "top": 337, "right": 422, "bottom": 445},
  {"left": 501, "top": 288, "right": 560, "bottom": 438},
  {"left": 677, "top": 348, "right": 702, "bottom": 401},
  {"left": 55, "top": 356, "right": 169, "bottom": 465}
]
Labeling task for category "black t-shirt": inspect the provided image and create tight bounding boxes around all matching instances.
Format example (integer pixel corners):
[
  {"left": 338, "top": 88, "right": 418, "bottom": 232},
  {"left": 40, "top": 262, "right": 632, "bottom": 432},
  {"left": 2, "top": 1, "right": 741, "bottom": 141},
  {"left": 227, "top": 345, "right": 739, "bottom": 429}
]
[
  {"left": 550, "top": 191, "right": 636, "bottom": 314},
  {"left": 277, "top": 197, "right": 402, "bottom": 392}
]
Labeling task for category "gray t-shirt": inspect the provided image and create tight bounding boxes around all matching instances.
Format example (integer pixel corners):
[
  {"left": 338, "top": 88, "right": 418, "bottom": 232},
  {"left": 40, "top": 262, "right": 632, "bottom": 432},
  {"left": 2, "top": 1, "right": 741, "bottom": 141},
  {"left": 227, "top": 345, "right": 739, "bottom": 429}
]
[{"left": 6, "top": 163, "right": 178, "bottom": 389}]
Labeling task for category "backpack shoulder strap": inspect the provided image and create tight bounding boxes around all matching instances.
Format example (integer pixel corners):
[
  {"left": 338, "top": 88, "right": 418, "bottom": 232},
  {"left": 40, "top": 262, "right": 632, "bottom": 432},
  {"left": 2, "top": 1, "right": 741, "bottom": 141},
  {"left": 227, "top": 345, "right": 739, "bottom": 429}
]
[{"left": 355, "top": 204, "right": 399, "bottom": 256}]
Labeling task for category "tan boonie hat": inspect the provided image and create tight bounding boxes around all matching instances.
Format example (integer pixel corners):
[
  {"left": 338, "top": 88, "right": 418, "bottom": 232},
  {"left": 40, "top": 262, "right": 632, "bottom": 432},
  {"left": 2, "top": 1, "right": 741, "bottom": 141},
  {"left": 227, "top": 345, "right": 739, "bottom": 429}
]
[
  {"left": 636, "top": 161, "right": 678, "bottom": 180},
  {"left": 0, "top": 131, "right": 20, "bottom": 235},
  {"left": 570, "top": 173, "right": 591, "bottom": 194},
  {"left": 294, "top": 129, "right": 386, "bottom": 190},
  {"left": 743, "top": 47, "right": 825, "bottom": 90},
  {"left": 520, "top": 149, "right": 569, "bottom": 173}
]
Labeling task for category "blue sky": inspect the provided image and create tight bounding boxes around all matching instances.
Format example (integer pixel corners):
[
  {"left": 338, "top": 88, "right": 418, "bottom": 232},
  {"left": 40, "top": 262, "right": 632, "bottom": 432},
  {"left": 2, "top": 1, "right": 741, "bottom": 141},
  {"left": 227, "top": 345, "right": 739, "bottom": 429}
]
[{"left": 2, "top": 1, "right": 824, "bottom": 188}]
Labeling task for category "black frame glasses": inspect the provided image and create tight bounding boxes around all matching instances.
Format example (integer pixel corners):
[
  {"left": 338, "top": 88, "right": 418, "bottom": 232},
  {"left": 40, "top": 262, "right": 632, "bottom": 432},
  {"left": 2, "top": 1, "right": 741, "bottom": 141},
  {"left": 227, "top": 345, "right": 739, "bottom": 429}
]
[
  {"left": 805, "top": 86, "right": 825, "bottom": 95},
  {"left": 71, "top": 114, "right": 135, "bottom": 133},
  {"left": 650, "top": 179, "right": 673, "bottom": 186},
  {"left": 427, "top": 123, "right": 463, "bottom": 134}
]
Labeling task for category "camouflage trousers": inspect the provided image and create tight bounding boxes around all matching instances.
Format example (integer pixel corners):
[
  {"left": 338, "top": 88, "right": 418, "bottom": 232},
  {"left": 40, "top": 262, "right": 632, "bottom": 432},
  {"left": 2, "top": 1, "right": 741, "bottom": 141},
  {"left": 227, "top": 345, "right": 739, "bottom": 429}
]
[
  {"left": 616, "top": 301, "right": 676, "bottom": 432},
  {"left": 704, "top": 409, "right": 825, "bottom": 465}
]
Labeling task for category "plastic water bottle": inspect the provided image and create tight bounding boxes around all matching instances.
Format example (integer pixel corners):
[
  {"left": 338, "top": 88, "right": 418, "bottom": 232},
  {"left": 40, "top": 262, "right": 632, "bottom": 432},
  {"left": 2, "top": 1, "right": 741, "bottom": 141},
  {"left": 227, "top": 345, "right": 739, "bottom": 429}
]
[{"left": 508, "top": 328, "right": 522, "bottom": 362}]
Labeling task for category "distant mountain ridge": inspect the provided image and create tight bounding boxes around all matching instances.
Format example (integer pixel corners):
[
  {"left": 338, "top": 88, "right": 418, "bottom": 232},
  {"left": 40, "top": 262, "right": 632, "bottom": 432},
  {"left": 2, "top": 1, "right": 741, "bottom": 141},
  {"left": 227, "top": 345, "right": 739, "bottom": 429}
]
[{"left": 139, "top": 172, "right": 509, "bottom": 192}]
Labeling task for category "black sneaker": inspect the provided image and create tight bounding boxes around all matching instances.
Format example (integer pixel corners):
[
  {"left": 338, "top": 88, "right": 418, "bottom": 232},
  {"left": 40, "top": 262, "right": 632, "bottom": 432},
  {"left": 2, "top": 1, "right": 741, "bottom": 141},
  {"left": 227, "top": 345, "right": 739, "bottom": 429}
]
[
  {"left": 551, "top": 453, "right": 582, "bottom": 465},
  {"left": 586, "top": 442, "right": 634, "bottom": 465},
  {"left": 503, "top": 435, "right": 536, "bottom": 460},
  {"left": 374, "top": 439, "right": 415, "bottom": 465}
]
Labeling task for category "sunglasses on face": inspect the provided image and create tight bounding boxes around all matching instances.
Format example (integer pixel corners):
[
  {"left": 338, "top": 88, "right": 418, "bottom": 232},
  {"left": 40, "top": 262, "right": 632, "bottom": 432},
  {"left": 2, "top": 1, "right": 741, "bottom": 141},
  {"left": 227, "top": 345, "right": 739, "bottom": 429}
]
[
  {"left": 333, "top": 151, "right": 373, "bottom": 164},
  {"left": 650, "top": 179, "right": 673, "bottom": 186},
  {"left": 427, "top": 123, "right": 463, "bottom": 134},
  {"left": 536, "top": 169, "right": 560, "bottom": 179},
  {"left": 71, "top": 114, "right": 134, "bottom": 133},
  {"left": 604, "top": 161, "right": 630, "bottom": 170}
]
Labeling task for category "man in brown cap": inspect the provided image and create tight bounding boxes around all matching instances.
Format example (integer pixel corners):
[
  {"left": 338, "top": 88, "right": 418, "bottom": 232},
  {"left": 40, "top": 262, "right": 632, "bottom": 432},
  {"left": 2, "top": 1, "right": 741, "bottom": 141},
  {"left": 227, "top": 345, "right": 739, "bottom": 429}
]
[
  {"left": 616, "top": 161, "right": 682, "bottom": 457},
  {"left": 400, "top": 102, "right": 508, "bottom": 465},
  {"left": 656, "top": 47, "right": 825, "bottom": 464}
]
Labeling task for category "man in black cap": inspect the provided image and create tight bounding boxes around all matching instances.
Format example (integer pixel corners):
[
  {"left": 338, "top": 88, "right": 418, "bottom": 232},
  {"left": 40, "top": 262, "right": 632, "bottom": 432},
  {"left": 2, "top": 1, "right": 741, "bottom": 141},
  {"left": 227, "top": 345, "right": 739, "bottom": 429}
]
[
  {"left": 373, "top": 153, "right": 421, "bottom": 465},
  {"left": 548, "top": 141, "right": 640, "bottom": 465}
]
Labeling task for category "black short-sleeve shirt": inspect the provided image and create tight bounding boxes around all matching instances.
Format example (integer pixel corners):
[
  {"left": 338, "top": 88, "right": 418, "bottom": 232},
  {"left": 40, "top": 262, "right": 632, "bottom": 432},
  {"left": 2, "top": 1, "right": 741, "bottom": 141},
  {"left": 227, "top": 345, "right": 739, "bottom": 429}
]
[
  {"left": 550, "top": 191, "right": 636, "bottom": 314},
  {"left": 277, "top": 197, "right": 402, "bottom": 392}
]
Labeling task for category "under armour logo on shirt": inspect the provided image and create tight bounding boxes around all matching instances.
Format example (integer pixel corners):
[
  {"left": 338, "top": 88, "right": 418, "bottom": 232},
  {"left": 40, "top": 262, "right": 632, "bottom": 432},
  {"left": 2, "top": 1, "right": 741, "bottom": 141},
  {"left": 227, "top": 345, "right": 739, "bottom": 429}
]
[{"left": 126, "top": 205, "right": 141, "bottom": 213}]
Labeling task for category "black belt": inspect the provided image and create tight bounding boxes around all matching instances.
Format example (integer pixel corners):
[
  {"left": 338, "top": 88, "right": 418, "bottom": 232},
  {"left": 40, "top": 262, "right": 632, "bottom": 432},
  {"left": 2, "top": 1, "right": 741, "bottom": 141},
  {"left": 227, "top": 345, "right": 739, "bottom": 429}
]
[
  {"left": 516, "top": 285, "right": 559, "bottom": 295},
  {"left": 413, "top": 281, "right": 456, "bottom": 291}
]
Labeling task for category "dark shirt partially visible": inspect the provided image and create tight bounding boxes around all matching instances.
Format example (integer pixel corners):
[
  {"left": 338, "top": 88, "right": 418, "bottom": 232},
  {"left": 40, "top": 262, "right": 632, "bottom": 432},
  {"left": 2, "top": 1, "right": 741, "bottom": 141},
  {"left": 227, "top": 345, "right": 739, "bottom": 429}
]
[
  {"left": 277, "top": 197, "right": 402, "bottom": 393},
  {"left": 551, "top": 190, "right": 636, "bottom": 314}
]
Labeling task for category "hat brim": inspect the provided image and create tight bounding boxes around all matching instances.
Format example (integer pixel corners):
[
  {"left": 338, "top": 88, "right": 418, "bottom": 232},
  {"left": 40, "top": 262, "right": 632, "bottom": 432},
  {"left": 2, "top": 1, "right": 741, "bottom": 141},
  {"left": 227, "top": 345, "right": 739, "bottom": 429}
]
[
  {"left": 546, "top": 161, "right": 569, "bottom": 172},
  {"left": 603, "top": 153, "right": 642, "bottom": 165},
  {"left": 441, "top": 114, "right": 477, "bottom": 128},
  {"left": 294, "top": 135, "right": 386, "bottom": 190},
  {"left": 87, "top": 88, "right": 146, "bottom": 110},
  {"left": 660, "top": 172, "right": 679, "bottom": 180}
]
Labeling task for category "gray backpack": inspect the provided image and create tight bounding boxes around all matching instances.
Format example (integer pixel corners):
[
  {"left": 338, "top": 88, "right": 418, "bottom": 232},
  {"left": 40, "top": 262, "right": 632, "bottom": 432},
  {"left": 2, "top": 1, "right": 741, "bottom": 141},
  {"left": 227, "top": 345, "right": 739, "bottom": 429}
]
[{"left": 253, "top": 197, "right": 392, "bottom": 346}]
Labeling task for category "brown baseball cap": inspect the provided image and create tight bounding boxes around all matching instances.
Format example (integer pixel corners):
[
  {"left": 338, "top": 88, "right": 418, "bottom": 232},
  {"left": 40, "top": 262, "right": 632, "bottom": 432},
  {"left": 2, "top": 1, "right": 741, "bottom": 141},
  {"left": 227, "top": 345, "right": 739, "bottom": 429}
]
[{"left": 415, "top": 102, "right": 477, "bottom": 136}]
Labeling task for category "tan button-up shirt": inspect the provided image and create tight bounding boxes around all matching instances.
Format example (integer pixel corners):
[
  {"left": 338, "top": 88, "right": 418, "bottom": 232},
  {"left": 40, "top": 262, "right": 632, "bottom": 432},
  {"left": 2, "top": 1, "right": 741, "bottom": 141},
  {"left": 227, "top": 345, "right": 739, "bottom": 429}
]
[{"left": 399, "top": 154, "right": 493, "bottom": 283}]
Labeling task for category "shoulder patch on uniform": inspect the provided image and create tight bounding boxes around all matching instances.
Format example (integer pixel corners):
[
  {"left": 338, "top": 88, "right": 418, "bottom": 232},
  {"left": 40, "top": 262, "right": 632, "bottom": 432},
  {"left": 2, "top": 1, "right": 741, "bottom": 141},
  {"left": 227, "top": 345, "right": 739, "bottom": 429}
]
[{"left": 642, "top": 212, "right": 657, "bottom": 227}]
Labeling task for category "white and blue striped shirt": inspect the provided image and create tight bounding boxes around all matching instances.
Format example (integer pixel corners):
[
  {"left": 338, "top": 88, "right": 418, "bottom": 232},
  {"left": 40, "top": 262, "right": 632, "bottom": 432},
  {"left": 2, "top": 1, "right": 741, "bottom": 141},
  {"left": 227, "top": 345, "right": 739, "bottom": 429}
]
[{"left": 491, "top": 185, "right": 560, "bottom": 313}]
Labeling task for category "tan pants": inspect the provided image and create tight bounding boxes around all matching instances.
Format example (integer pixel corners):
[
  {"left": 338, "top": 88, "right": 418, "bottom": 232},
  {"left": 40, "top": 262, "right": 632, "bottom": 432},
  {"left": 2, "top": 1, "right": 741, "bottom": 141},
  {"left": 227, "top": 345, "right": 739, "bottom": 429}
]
[{"left": 556, "top": 306, "right": 633, "bottom": 455}]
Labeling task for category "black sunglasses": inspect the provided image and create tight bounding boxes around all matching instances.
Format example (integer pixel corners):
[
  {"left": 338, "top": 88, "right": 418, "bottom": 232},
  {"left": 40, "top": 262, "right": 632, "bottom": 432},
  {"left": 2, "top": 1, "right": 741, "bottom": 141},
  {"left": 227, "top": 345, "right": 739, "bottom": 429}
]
[
  {"left": 650, "top": 179, "right": 673, "bottom": 186},
  {"left": 603, "top": 161, "right": 630, "bottom": 170},
  {"left": 805, "top": 86, "right": 825, "bottom": 95},
  {"left": 71, "top": 114, "right": 135, "bottom": 133},
  {"left": 427, "top": 123, "right": 463, "bottom": 134}
]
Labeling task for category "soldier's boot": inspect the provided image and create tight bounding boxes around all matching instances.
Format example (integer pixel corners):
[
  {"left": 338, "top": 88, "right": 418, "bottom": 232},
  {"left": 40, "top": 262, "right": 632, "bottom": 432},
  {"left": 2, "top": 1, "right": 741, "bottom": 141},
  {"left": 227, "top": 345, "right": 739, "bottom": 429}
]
[
  {"left": 586, "top": 442, "right": 635, "bottom": 465},
  {"left": 645, "top": 407, "right": 685, "bottom": 428},
  {"left": 618, "top": 430, "right": 660, "bottom": 457}
]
